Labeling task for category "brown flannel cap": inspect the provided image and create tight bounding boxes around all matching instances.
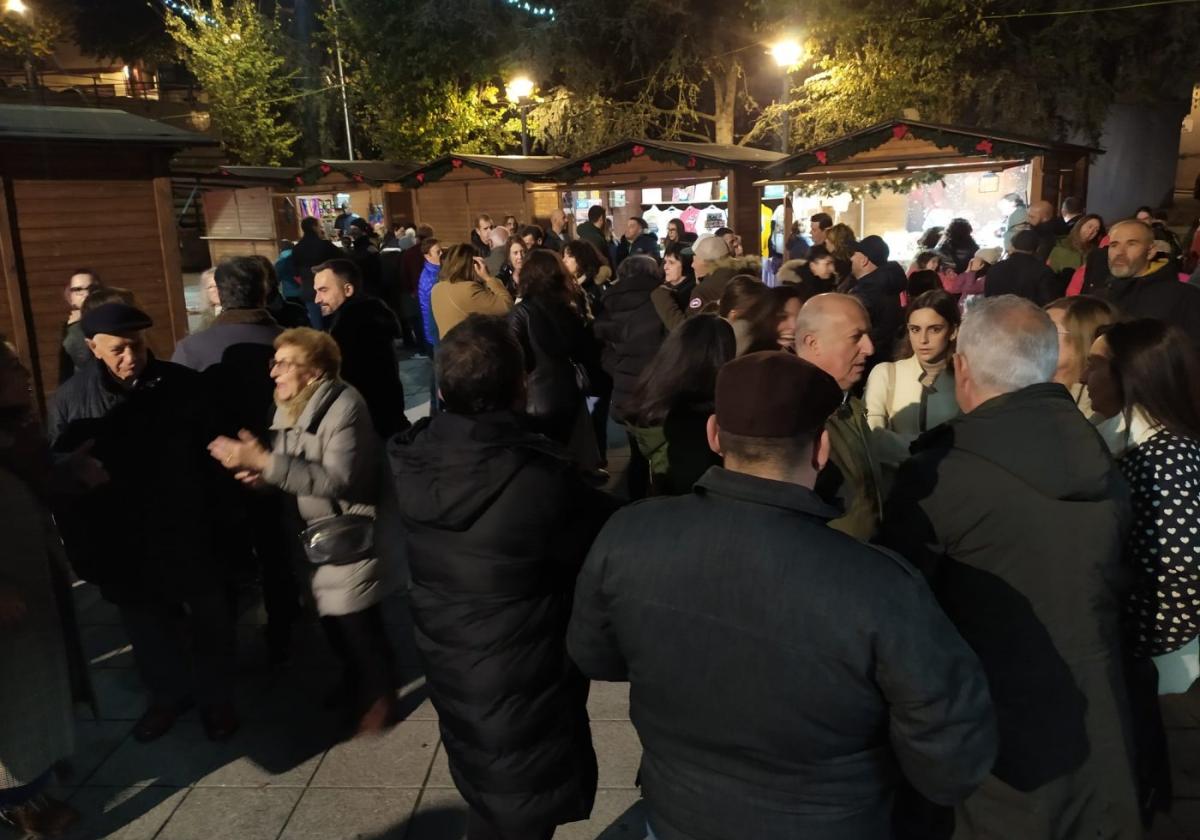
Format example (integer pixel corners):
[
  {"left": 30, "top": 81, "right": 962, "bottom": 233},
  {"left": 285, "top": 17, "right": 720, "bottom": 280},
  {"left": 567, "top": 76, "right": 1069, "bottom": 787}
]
[{"left": 715, "top": 351, "right": 843, "bottom": 438}]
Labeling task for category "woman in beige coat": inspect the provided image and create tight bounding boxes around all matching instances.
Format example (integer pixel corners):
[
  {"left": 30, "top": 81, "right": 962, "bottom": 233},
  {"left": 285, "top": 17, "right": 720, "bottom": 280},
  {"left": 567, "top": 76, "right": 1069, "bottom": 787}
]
[
  {"left": 210, "top": 328, "right": 402, "bottom": 735},
  {"left": 430, "top": 243, "right": 513, "bottom": 340}
]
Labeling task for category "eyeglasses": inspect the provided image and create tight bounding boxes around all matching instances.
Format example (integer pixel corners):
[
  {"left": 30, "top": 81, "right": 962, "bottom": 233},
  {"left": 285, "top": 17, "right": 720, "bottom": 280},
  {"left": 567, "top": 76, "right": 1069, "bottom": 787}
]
[
  {"left": 269, "top": 358, "right": 307, "bottom": 373},
  {"left": 69, "top": 286, "right": 92, "bottom": 294}
]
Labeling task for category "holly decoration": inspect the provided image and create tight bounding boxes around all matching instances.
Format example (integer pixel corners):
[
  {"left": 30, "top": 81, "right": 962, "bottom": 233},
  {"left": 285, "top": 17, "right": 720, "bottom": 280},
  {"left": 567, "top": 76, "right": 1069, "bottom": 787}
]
[
  {"left": 892, "top": 124, "right": 910, "bottom": 140},
  {"left": 814, "top": 150, "right": 828, "bottom": 165},
  {"left": 319, "top": 163, "right": 332, "bottom": 174},
  {"left": 294, "top": 175, "right": 304, "bottom": 185},
  {"left": 788, "top": 170, "right": 948, "bottom": 200},
  {"left": 352, "top": 174, "right": 364, "bottom": 183},
  {"left": 416, "top": 172, "right": 425, "bottom": 184},
  {"left": 686, "top": 156, "right": 697, "bottom": 169},
  {"left": 219, "top": 168, "right": 231, "bottom": 177},
  {"left": 975, "top": 139, "right": 994, "bottom": 154},
  {"left": 493, "top": 167, "right": 504, "bottom": 178},
  {"left": 451, "top": 159, "right": 463, "bottom": 168},
  {"left": 581, "top": 162, "right": 593, "bottom": 175},
  {"left": 632, "top": 145, "right": 645, "bottom": 157}
]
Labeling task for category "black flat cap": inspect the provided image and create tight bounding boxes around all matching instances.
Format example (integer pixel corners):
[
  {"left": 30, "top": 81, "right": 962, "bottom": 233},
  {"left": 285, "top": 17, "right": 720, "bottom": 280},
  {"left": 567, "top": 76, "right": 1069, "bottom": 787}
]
[
  {"left": 81, "top": 302, "right": 153, "bottom": 339},
  {"left": 716, "top": 351, "right": 843, "bottom": 438},
  {"left": 852, "top": 234, "right": 890, "bottom": 268}
]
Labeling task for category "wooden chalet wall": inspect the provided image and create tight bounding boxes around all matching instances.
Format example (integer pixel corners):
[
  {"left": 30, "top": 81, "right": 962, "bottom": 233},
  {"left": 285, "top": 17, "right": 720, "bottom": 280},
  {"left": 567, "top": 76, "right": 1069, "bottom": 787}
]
[
  {"left": 0, "top": 142, "right": 187, "bottom": 412},
  {"left": 202, "top": 186, "right": 279, "bottom": 263},
  {"left": 412, "top": 169, "right": 528, "bottom": 246}
]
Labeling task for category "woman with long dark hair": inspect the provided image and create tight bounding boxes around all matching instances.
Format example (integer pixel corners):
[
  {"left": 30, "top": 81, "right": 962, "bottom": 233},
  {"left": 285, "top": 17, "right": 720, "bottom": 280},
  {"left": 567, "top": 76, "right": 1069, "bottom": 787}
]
[
  {"left": 627, "top": 315, "right": 736, "bottom": 495},
  {"left": 1082, "top": 318, "right": 1200, "bottom": 822},
  {"left": 561, "top": 238, "right": 611, "bottom": 313},
  {"left": 864, "top": 290, "right": 961, "bottom": 478},
  {"left": 743, "top": 285, "right": 805, "bottom": 354},
  {"left": 509, "top": 250, "right": 602, "bottom": 460},
  {"left": 496, "top": 237, "right": 527, "bottom": 298},
  {"left": 1050, "top": 213, "right": 1106, "bottom": 288},
  {"left": 718, "top": 275, "right": 770, "bottom": 354},
  {"left": 938, "top": 218, "right": 979, "bottom": 274}
]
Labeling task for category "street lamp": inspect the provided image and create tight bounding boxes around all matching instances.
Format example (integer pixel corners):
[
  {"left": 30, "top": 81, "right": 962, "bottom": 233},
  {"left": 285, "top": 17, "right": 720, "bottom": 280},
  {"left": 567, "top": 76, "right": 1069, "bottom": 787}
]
[
  {"left": 770, "top": 38, "right": 803, "bottom": 154},
  {"left": 3, "top": 0, "right": 38, "bottom": 103},
  {"left": 506, "top": 75, "right": 535, "bottom": 156}
]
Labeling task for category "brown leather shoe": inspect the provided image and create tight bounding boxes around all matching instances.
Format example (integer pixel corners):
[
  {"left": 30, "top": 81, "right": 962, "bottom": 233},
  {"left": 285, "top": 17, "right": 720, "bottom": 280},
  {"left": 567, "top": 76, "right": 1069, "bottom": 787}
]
[
  {"left": 132, "top": 699, "right": 193, "bottom": 743},
  {"left": 354, "top": 696, "right": 396, "bottom": 737},
  {"left": 201, "top": 702, "right": 240, "bottom": 742},
  {"left": 3, "top": 794, "right": 80, "bottom": 837}
]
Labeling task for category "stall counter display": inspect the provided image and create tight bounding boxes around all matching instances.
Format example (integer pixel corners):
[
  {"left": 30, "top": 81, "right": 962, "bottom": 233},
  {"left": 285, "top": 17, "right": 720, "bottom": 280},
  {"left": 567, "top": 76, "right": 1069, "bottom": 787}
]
[{"left": 699, "top": 205, "right": 727, "bottom": 233}]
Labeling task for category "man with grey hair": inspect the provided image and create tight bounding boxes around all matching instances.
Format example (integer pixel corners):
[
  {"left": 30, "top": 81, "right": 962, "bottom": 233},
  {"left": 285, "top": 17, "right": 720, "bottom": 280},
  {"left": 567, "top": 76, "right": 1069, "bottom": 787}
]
[
  {"left": 1097, "top": 218, "right": 1200, "bottom": 337},
  {"left": 882, "top": 295, "right": 1140, "bottom": 838}
]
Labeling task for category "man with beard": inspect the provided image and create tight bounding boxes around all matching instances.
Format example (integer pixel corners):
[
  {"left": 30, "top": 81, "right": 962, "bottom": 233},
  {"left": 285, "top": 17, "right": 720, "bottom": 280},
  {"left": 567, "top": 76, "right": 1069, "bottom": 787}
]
[{"left": 1097, "top": 219, "right": 1200, "bottom": 338}]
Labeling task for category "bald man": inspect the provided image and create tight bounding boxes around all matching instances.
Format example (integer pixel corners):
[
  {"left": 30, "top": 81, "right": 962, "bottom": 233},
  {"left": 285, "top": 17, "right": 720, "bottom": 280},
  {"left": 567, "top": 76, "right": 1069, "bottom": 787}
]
[
  {"left": 795, "top": 294, "right": 884, "bottom": 541},
  {"left": 1097, "top": 219, "right": 1200, "bottom": 336},
  {"left": 544, "top": 208, "right": 568, "bottom": 252}
]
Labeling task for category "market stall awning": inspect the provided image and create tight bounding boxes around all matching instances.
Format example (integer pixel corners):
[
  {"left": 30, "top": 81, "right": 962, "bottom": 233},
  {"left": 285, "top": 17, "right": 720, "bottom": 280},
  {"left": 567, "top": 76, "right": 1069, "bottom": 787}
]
[
  {"left": 400, "top": 154, "right": 567, "bottom": 188},
  {"left": 0, "top": 103, "right": 216, "bottom": 147},
  {"left": 552, "top": 139, "right": 787, "bottom": 182},
  {"left": 173, "top": 160, "right": 422, "bottom": 188},
  {"left": 763, "top": 120, "right": 1102, "bottom": 183}
]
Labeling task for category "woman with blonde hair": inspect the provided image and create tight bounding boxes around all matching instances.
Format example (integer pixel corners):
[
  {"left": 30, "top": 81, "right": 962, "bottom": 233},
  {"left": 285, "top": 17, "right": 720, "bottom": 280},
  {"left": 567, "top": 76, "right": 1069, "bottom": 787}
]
[
  {"left": 430, "top": 244, "right": 513, "bottom": 340},
  {"left": 824, "top": 223, "right": 857, "bottom": 289},
  {"left": 1043, "top": 295, "right": 1117, "bottom": 420},
  {"left": 209, "top": 327, "right": 403, "bottom": 736}
]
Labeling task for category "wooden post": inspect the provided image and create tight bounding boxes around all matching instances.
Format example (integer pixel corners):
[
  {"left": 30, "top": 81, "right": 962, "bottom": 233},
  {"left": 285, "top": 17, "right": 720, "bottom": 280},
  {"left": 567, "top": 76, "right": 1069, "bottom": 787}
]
[
  {"left": 727, "top": 166, "right": 762, "bottom": 256},
  {"left": 152, "top": 172, "right": 189, "bottom": 345},
  {"left": 0, "top": 174, "right": 40, "bottom": 412}
]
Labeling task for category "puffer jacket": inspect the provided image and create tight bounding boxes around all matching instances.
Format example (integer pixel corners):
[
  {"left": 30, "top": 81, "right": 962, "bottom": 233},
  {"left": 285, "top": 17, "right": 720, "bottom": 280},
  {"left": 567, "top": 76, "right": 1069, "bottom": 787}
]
[
  {"left": 389, "top": 410, "right": 619, "bottom": 834},
  {"left": 594, "top": 263, "right": 666, "bottom": 423},
  {"left": 418, "top": 260, "right": 439, "bottom": 348},
  {"left": 263, "top": 379, "right": 402, "bottom": 616}
]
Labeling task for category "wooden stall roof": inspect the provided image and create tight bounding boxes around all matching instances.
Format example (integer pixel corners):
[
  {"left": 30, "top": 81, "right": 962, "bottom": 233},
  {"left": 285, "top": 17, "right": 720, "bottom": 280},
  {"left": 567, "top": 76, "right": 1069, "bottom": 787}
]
[
  {"left": 764, "top": 119, "right": 1102, "bottom": 182},
  {"left": 397, "top": 154, "right": 566, "bottom": 188},
  {"left": 0, "top": 103, "right": 217, "bottom": 148},
  {"left": 172, "top": 159, "right": 421, "bottom": 189}
]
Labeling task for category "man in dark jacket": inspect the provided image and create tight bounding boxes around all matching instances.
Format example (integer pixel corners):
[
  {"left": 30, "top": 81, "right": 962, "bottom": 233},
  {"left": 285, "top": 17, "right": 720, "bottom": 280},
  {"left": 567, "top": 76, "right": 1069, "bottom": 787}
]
[
  {"left": 569, "top": 351, "right": 996, "bottom": 840},
  {"left": 292, "top": 216, "right": 342, "bottom": 327},
  {"left": 615, "top": 216, "right": 661, "bottom": 266},
  {"left": 984, "top": 229, "right": 1061, "bottom": 305},
  {"left": 576, "top": 205, "right": 609, "bottom": 262},
  {"left": 1096, "top": 219, "right": 1200, "bottom": 338},
  {"left": 314, "top": 258, "right": 410, "bottom": 439},
  {"left": 390, "top": 315, "right": 617, "bottom": 840},
  {"left": 171, "top": 257, "right": 300, "bottom": 661},
  {"left": 848, "top": 235, "right": 903, "bottom": 369},
  {"left": 49, "top": 303, "right": 238, "bottom": 743},
  {"left": 882, "top": 295, "right": 1141, "bottom": 838},
  {"left": 348, "top": 218, "right": 383, "bottom": 298}
]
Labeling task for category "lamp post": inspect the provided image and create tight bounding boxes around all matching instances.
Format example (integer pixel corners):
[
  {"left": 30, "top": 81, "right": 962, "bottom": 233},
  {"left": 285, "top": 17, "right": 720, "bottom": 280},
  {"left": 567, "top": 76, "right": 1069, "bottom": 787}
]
[
  {"left": 327, "top": 0, "right": 354, "bottom": 160},
  {"left": 506, "top": 75, "right": 535, "bottom": 156},
  {"left": 4, "top": 0, "right": 39, "bottom": 103},
  {"left": 769, "top": 38, "right": 803, "bottom": 155}
]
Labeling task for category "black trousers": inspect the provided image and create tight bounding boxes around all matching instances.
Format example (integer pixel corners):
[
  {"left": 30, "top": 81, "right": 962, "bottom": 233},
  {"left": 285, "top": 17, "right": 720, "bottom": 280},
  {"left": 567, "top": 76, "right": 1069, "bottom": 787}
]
[
  {"left": 466, "top": 809, "right": 555, "bottom": 840},
  {"left": 247, "top": 493, "right": 301, "bottom": 634},
  {"left": 624, "top": 430, "right": 649, "bottom": 501},
  {"left": 320, "top": 603, "right": 396, "bottom": 711},
  {"left": 119, "top": 583, "right": 236, "bottom": 708},
  {"left": 1126, "top": 654, "right": 1172, "bottom": 823}
]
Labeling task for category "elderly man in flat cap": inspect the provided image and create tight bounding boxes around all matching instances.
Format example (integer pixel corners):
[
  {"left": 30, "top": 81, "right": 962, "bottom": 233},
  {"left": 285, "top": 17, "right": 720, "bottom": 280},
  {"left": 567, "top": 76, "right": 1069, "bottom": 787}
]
[
  {"left": 568, "top": 351, "right": 996, "bottom": 840},
  {"left": 49, "top": 302, "right": 239, "bottom": 743}
]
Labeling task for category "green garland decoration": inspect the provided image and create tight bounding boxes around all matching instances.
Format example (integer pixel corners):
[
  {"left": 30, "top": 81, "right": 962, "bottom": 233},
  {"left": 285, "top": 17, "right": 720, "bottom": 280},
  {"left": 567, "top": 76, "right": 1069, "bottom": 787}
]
[
  {"left": 291, "top": 162, "right": 372, "bottom": 187},
  {"left": 777, "top": 122, "right": 1046, "bottom": 177},
  {"left": 401, "top": 156, "right": 533, "bottom": 189},
  {"left": 788, "top": 170, "right": 948, "bottom": 200},
  {"left": 555, "top": 143, "right": 722, "bottom": 182}
]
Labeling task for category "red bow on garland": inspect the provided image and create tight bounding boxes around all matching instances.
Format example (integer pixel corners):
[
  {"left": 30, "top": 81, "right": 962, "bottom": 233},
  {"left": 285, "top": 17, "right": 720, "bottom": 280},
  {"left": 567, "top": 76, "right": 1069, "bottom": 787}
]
[
  {"left": 632, "top": 144, "right": 645, "bottom": 157},
  {"left": 416, "top": 172, "right": 425, "bottom": 184},
  {"left": 319, "top": 163, "right": 332, "bottom": 174},
  {"left": 582, "top": 162, "right": 593, "bottom": 175},
  {"left": 493, "top": 168, "right": 504, "bottom": 178},
  {"left": 975, "top": 139, "right": 994, "bottom": 154},
  {"left": 352, "top": 174, "right": 364, "bottom": 183},
  {"left": 685, "top": 156, "right": 696, "bottom": 169},
  {"left": 294, "top": 175, "right": 304, "bottom": 185},
  {"left": 814, "top": 150, "right": 828, "bottom": 165},
  {"left": 451, "top": 159, "right": 463, "bottom": 168},
  {"left": 219, "top": 169, "right": 230, "bottom": 177},
  {"left": 892, "top": 124, "right": 910, "bottom": 140}
]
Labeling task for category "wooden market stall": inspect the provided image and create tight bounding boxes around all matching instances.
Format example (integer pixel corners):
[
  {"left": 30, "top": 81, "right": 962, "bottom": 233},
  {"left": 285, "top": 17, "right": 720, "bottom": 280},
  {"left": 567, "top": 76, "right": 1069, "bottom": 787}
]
[
  {"left": 176, "top": 160, "right": 417, "bottom": 266},
  {"left": 0, "top": 103, "right": 216, "bottom": 411},
  {"left": 759, "top": 120, "right": 1101, "bottom": 260},
  {"left": 397, "top": 155, "right": 566, "bottom": 245}
]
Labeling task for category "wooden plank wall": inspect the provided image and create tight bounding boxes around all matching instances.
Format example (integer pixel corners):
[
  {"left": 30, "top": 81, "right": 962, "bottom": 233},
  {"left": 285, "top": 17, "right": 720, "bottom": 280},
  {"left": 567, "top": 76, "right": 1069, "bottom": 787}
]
[
  {"left": 11, "top": 177, "right": 180, "bottom": 405},
  {"left": 413, "top": 182, "right": 470, "bottom": 246}
]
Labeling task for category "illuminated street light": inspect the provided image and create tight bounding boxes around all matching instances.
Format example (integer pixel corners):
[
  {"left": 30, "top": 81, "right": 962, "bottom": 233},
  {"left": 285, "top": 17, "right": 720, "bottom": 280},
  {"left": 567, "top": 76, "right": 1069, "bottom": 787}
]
[
  {"left": 769, "top": 38, "right": 802, "bottom": 69},
  {"left": 506, "top": 76, "right": 536, "bottom": 155},
  {"left": 4, "top": 0, "right": 38, "bottom": 102},
  {"left": 4, "top": 0, "right": 28, "bottom": 14}
]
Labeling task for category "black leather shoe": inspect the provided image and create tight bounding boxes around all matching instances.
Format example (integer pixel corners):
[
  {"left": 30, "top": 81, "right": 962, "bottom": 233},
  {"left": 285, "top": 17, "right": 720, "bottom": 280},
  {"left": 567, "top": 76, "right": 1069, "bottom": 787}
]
[
  {"left": 201, "top": 702, "right": 240, "bottom": 742},
  {"left": 132, "top": 699, "right": 194, "bottom": 742}
]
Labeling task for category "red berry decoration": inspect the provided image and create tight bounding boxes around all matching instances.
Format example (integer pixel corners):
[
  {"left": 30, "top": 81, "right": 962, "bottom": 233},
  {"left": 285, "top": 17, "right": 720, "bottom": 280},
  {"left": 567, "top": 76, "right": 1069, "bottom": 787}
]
[
  {"left": 632, "top": 144, "right": 645, "bottom": 157},
  {"left": 352, "top": 174, "right": 364, "bottom": 183},
  {"left": 582, "top": 162, "right": 593, "bottom": 175},
  {"left": 493, "top": 167, "right": 504, "bottom": 178},
  {"left": 416, "top": 172, "right": 425, "bottom": 184},
  {"left": 975, "top": 139, "right": 994, "bottom": 154},
  {"left": 219, "top": 168, "right": 230, "bottom": 176},
  {"left": 686, "top": 156, "right": 697, "bottom": 169},
  {"left": 814, "top": 150, "right": 828, "bottom": 164},
  {"left": 892, "top": 124, "right": 910, "bottom": 140},
  {"left": 319, "top": 163, "right": 332, "bottom": 174},
  {"left": 451, "top": 159, "right": 463, "bottom": 168},
  {"left": 294, "top": 175, "right": 304, "bottom": 185}
]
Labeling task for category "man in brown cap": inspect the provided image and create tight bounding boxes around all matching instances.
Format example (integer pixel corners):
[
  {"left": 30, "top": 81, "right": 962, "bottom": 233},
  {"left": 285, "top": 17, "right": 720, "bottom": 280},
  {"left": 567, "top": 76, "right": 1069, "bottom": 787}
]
[
  {"left": 568, "top": 351, "right": 996, "bottom": 840},
  {"left": 49, "top": 302, "right": 239, "bottom": 743}
]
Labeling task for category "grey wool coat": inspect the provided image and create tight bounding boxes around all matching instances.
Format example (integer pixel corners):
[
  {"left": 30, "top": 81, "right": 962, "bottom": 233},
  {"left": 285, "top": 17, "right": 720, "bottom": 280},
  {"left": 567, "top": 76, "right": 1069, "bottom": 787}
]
[
  {"left": 263, "top": 378, "right": 404, "bottom": 617},
  {"left": 0, "top": 467, "right": 75, "bottom": 789}
]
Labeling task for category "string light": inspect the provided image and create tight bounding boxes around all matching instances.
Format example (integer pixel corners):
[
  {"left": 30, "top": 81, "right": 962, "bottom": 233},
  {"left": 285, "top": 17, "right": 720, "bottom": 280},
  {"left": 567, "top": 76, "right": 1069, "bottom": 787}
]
[
  {"left": 505, "top": 0, "right": 555, "bottom": 19},
  {"left": 160, "top": 0, "right": 217, "bottom": 27}
]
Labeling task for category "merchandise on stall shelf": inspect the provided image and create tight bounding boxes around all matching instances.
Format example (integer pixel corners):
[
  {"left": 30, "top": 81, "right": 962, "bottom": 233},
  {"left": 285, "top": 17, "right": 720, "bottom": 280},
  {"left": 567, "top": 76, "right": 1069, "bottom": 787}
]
[
  {"left": 700, "top": 206, "right": 727, "bottom": 232},
  {"left": 672, "top": 185, "right": 696, "bottom": 203},
  {"left": 680, "top": 205, "right": 702, "bottom": 233},
  {"left": 643, "top": 187, "right": 663, "bottom": 204},
  {"left": 760, "top": 205, "right": 774, "bottom": 253},
  {"left": 642, "top": 206, "right": 666, "bottom": 237},
  {"left": 693, "top": 181, "right": 713, "bottom": 203}
]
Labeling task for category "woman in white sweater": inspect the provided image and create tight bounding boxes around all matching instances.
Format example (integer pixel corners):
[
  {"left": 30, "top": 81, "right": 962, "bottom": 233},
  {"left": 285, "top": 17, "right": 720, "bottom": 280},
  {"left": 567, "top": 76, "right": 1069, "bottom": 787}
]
[{"left": 864, "top": 290, "right": 961, "bottom": 478}]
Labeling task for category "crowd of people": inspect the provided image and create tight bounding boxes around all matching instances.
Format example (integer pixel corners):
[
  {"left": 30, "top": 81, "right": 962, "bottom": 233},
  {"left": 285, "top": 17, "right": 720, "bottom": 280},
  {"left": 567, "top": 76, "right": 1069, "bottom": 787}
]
[{"left": 2, "top": 192, "right": 1199, "bottom": 840}]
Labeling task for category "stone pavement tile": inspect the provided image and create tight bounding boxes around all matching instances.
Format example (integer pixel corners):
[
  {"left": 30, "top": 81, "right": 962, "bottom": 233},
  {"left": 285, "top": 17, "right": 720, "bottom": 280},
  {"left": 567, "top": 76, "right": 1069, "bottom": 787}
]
[
  {"left": 80, "top": 668, "right": 146, "bottom": 721},
  {"left": 1169, "top": 728, "right": 1200, "bottom": 799},
  {"left": 64, "top": 786, "right": 189, "bottom": 840},
  {"left": 426, "top": 742, "right": 452, "bottom": 788},
  {"left": 396, "top": 677, "right": 437, "bottom": 722},
  {"left": 406, "top": 788, "right": 468, "bottom": 840},
  {"left": 155, "top": 787, "right": 301, "bottom": 840},
  {"left": 588, "top": 681, "right": 631, "bottom": 722},
  {"left": 558, "top": 790, "right": 648, "bottom": 840},
  {"left": 91, "top": 720, "right": 322, "bottom": 788},
  {"left": 61, "top": 720, "right": 134, "bottom": 786},
  {"left": 593, "top": 722, "right": 642, "bottom": 790},
  {"left": 80, "top": 624, "right": 134, "bottom": 669},
  {"left": 310, "top": 720, "right": 440, "bottom": 787},
  {"left": 279, "top": 788, "right": 419, "bottom": 840}
]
